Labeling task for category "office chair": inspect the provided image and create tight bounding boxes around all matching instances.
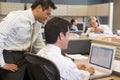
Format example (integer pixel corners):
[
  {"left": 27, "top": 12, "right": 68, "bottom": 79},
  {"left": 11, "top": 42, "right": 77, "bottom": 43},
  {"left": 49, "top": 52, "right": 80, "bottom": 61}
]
[{"left": 25, "top": 52, "right": 60, "bottom": 80}]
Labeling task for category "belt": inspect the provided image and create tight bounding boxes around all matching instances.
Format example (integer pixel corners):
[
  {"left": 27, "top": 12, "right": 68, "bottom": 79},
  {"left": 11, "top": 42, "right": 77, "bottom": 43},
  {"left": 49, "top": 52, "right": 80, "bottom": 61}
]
[{"left": 3, "top": 50, "right": 26, "bottom": 54}]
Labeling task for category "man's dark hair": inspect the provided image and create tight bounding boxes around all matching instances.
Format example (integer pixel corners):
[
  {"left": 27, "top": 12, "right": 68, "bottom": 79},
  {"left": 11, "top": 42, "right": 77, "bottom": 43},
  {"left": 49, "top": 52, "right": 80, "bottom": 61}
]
[
  {"left": 71, "top": 19, "right": 75, "bottom": 24},
  {"left": 45, "top": 17, "right": 70, "bottom": 44},
  {"left": 31, "top": 0, "right": 56, "bottom": 10}
]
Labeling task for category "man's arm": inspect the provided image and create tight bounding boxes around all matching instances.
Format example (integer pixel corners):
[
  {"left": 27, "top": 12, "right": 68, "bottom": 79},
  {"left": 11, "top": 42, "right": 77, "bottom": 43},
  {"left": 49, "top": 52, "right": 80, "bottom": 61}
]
[
  {"left": 95, "top": 26, "right": 104, "bottom": 33},
  {"left": 101, "top": 25, "right": 113, "bottom": 35},
  {"left": 0, "top": 14, "right": 18, "bottom": 72}
]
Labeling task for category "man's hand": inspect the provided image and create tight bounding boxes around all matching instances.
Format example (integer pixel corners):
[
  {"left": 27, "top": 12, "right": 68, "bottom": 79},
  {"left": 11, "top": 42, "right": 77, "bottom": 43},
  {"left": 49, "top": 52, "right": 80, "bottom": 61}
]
[
  {"left": 84, "top": 67, "right": 94, "bottom": 75},
  {"left": 77, "top": 64, "right": 86, "bottom": 70},
  {"left": 90, "top": 27, "right": 96, "bottom": 32},
  {"left": 96, "top": 26, "right": 103, "bottom": 33},
  {"left": 90, "top": 26, "right": 103, "bottom": 33},
  {"left": 2, "top": 63, "right": 18, "bottom": 72}
]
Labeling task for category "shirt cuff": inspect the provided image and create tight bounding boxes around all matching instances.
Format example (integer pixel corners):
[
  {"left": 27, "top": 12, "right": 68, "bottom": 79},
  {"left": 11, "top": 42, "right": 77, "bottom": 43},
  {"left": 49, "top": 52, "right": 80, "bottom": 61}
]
[
  {"left": 80, "top": 70, "right": 90, "bottom": 80},
  {"left": 0, "top": 53, "right": 5, "bottom": 67},
  {"left": 0, "top": 62, "right": 5, "bottom": 67}
]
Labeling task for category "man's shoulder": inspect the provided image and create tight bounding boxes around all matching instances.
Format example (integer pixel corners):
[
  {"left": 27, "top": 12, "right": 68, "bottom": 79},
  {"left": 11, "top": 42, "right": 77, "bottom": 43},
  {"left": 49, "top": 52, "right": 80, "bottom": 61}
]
[
  {"left": 5, "top": 10, "right": 27, "bottom": 20},
  {"left": 100, "top": 24, "right": 110, "bottom": 29},
  {"left": 100, "top": 24, "right": 108, "bottom": 27}
]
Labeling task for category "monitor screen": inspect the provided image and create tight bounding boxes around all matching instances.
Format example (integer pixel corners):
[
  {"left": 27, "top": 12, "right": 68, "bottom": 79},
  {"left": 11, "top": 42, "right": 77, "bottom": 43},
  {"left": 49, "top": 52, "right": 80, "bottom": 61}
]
[
  {"left": 89, "top": 45, "right": 114, "bottom": 69},
  {"left": 77, "top": 23, "right": 84, "bottom": 31}
]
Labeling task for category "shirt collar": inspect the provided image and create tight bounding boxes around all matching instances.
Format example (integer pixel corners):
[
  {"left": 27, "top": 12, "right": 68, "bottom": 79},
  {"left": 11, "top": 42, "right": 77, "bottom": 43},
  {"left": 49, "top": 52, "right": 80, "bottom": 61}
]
[
  {"left": 28, "top": 8, "right": 36, "bottom": 25},
  {"left": 46, "top": 44, "right": 61, "bottom": 54}
]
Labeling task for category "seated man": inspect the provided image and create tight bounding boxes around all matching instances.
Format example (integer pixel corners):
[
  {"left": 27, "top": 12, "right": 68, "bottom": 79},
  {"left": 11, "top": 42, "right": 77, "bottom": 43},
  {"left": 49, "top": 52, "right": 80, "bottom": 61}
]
[
  {"left": 70, "top": 19, "right": 79, "bottom": 31},
  {"left": 37, "top": 17, "right": 94, "bottom": 80},
  {"left": 86, "top": 16, "right": 113, "bottom": 35}
]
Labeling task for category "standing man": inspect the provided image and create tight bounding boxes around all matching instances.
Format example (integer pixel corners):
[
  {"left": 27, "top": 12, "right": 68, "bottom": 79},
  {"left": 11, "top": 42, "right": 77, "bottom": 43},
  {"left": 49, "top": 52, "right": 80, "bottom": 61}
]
[
  {"left": 37, "top": 17, "right": 94, "bottom": 80},
  {"left": 0, "top": 0, "right": 56, "bottom": 80}
]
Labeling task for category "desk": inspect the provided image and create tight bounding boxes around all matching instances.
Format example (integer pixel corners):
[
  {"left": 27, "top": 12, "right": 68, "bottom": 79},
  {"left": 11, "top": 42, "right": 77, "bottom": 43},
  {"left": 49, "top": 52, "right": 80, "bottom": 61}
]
[
  {"left": 65, "top": 34, "right": 120, "bottom": 79},
  {"left": 74, "top": 59, "right": 120, "bottom": 80},
  {"left": 94, "top": 75, "right": 120, "bottom": 80}
]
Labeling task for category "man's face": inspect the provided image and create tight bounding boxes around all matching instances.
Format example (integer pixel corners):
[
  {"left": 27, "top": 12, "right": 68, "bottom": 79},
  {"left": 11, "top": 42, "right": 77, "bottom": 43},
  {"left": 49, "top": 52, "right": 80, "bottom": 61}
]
[
  {"left": 89, "top": 19, "right": 98, "bottom": 28},
  {"left": 73, "top": 20, "right": 78, "bottom": 26},
  {"left": 62, "top": 31, "right": 69, "bottom": 49},
  {"left": 36, "top": 6, "right": 52, "bottom": 23}
]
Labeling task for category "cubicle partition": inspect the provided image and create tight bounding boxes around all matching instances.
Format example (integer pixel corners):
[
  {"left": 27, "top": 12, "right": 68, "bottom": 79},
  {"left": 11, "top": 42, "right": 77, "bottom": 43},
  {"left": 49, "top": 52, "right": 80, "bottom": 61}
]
[
  {"left": 0, "top": 2, "right": 25, "bottom": 15},
  {"left": 62, "top": 39, "right": 91, "bottom": 54}
]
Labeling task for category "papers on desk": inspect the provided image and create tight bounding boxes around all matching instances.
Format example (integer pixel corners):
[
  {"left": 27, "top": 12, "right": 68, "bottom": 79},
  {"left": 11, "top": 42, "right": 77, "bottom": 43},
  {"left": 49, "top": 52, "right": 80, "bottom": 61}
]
[
  {"left": 113, "top": 60, "right": 120, "bottom": 72},
  {"left": 69, "top": 33, "right": 80, "bottom": 40},
  {"left": 65, "top": 54, "right": 88, "bottom": 61}
]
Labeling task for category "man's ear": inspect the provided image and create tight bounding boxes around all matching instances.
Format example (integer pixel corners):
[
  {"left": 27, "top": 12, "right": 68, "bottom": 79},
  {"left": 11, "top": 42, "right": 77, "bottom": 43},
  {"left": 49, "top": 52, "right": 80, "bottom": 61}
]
[{"left": 59, "top": 32, "right": 64, "bottom": 40}]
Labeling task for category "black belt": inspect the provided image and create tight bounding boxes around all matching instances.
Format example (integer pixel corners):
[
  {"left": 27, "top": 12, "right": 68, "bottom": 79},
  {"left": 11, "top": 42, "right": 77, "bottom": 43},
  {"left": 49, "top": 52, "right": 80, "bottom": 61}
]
[{"left": 3, "top": 50, "right": 26, "bottom": 54}]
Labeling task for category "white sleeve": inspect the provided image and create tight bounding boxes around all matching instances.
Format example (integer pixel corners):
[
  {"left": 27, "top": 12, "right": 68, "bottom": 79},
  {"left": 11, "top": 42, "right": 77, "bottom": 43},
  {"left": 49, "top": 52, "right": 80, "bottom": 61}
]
[
  {"left": 0, "top": 11, "right": 18, "bottom": 67},
  {"left": 0, "top": 18, "right": 13, "bottom": 67},
  {"left": 0, "top": 24, "right": 5, "bottom": 67},
  {"left": 79, "top": 70, "right": 90, "bottom": 80},
  {"left": 101, "top": 25, "right": 113, "bottom": 35},
  {"left": 62, "top": 58, "right": 90, "bottom": 80},
  {"left": 86, "top": 28, "right": 91, "bottom": 34},
  {"left": 0, "top": 48, "right": 5, "bottom": 67}
]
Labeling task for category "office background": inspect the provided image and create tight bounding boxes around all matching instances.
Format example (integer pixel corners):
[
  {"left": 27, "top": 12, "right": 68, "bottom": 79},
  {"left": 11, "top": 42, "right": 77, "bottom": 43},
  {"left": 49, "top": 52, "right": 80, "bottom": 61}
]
[
  {"left": 0, "top": 0, "right": 120, "bottom": 33},
  {"left": 2, "top": 0, "right": 108, "bottom": 4}
]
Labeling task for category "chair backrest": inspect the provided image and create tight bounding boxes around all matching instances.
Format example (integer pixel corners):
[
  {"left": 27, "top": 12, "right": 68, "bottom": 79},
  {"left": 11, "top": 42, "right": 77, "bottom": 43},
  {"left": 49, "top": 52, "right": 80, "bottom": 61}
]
[{"left": 25, "top": 52, "right": 60, "bottom": 80}]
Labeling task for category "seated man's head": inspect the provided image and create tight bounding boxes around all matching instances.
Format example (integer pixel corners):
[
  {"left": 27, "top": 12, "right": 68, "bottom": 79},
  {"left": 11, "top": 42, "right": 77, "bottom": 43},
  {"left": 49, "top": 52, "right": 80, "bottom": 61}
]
[
  {"left": 71, "top": 19, "right": 78, "bottom": 26},
  {"left": 88, "top": 16, "right": 98, "bottom": 28},
  {"left": 45, "top": 17, "right": 70, "bottom": 49}
]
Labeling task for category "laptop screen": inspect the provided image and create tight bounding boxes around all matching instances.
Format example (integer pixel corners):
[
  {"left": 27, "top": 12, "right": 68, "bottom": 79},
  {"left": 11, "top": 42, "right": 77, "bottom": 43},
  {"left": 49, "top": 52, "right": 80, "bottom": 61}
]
[{"left": 89, "top": 44, "right": 115, "bottom": 69}]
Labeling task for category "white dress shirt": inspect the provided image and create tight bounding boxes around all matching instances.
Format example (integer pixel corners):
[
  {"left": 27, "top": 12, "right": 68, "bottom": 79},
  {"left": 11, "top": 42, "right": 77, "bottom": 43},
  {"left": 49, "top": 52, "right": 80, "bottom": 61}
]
[
  {"left": 37, "top": 44, "right": 90, "bottom": 80},
  {"left": 86, "top": 25, "right": 113, "bottom": 35},
  {"left": 0, "top": 9, "right": 45, "bottom": 66}
]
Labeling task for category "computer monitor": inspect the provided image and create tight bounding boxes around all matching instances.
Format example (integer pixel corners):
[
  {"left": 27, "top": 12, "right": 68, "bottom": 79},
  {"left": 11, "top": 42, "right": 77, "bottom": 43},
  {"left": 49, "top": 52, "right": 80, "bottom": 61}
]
[
  {"left": 77, "top": 22, "right": 85, "bottom": 33},
  {"left": 89, "top": 44, "right": 115, "bottom": 69}
]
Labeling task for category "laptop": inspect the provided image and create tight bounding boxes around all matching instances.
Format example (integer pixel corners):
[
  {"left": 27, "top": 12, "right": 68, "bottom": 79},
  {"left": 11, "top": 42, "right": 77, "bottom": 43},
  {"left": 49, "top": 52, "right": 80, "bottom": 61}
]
[{"left": 88, "top": 43, "right": 116, "bottom": 79}]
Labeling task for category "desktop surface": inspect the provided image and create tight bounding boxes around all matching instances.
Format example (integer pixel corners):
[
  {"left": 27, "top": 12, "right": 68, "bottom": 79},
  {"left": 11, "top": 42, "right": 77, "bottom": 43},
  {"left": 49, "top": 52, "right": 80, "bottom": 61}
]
[{"left": 73, "top": 54, "right": 120, "bottom": 80}]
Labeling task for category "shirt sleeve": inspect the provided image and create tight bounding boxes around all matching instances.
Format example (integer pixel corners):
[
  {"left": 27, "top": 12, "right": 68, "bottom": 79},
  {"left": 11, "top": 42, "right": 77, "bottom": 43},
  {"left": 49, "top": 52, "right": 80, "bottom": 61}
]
[
  {"left": 101, "top": 25, "right": 113, "bottom": 35},
  {"left": 78, "top": 70, "right": 90, "bottom": 80},
  {"left": 0, "top": 48, "right": 5, "bottom": 67},
  {"left": 0, "top": 17, "right": 14, "bottom": 67},
  {"left": 86, "top": 28, "right": 91, "bottom": 34},
  {"left": 0, "top": 11, "right": 18, "bottom": 67},
  {"left": 62, "top": 58, "right": 90, "bottom": 80}
]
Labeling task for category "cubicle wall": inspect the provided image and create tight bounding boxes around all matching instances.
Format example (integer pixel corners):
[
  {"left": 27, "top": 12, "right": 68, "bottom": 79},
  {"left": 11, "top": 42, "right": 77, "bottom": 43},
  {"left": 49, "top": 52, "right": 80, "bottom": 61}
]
[
  {"left": 0, "top": 2, "right": 113, "bottom": 18},
  {"left": 0, "top": 2, "right": 24, "bottom": 15},
  {"left": 113, "top": 0, "right": 120, "bottom": 32},
  {"left": 62, "top": 39, "right": 91, "bottom": 54},
  {"left": 25, "top": 3, "right": 32, "bottom": 10}
]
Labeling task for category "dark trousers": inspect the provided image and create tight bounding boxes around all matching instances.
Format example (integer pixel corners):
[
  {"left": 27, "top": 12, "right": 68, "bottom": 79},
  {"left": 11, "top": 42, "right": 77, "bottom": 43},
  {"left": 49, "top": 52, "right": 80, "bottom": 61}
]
[{"left": 0, "top": 50, "right": 28, "bottom": 80}]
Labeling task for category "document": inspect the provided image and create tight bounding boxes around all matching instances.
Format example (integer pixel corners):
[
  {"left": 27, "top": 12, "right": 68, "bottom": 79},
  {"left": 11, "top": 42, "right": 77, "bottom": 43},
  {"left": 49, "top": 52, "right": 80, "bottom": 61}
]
[{"left": 65, "top": 54, "right": 88, "bottom": 61}]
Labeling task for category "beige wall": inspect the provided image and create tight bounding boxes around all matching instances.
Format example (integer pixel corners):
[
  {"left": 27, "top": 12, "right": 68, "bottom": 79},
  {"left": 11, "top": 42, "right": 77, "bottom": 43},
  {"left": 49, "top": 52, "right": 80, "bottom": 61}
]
[{"left": 112, "top": 0, "right": 120, "bottom": 32}]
